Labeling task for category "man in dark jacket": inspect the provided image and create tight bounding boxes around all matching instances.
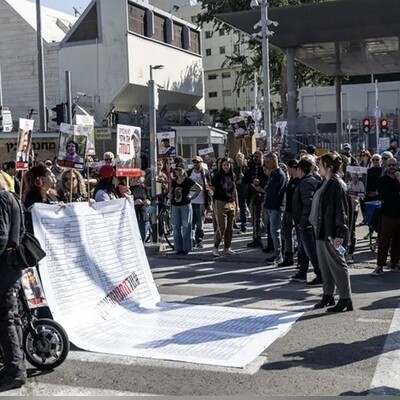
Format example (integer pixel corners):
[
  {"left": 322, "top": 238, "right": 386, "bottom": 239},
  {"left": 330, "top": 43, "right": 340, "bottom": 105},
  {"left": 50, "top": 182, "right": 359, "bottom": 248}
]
[
  {"left": 291, "top": 159, "right": 322, "bottom": 285},
  {"left": 0, "top": 182, "right": 27, "bottom": 391},
  {"left": 264, "top": 152, "right": 287, "bottom": 264}
]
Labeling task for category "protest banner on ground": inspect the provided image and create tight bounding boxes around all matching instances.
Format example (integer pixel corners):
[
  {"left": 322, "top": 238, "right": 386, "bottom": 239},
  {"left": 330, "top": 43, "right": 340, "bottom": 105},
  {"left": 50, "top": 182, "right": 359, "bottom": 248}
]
[
  {"left": 345, "top": 165, "right": 368, "bottom": 198},
  {"left": 76, "top": 115, "right": 95, "bottom": 156},
  {"left": 32, "top": 199, "right": 302, "bottom": 368},
  {"left": 57, "top": 123, "right": 88, "bottom": 170},
  {"left": 16, "top": 118, "right": 34, "bottom": 170},
  {"left": 157, "top": 131, "right": 176, "bottom": 158},
  {"left": 116, "top": 125, "right": 141, "bottom": 177}
]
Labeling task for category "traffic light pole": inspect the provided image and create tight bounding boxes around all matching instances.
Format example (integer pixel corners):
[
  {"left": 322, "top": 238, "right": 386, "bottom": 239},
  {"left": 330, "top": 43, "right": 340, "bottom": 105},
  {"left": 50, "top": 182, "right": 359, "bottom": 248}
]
[
  {"left": 66, "top": 71, "right": 72, "bottom": 124},
  {"left": 375, "top": 79, "right": 379, "bottom": 152},
  {"left": 36, "top": 0, "right": 47, "bottom": 131}
]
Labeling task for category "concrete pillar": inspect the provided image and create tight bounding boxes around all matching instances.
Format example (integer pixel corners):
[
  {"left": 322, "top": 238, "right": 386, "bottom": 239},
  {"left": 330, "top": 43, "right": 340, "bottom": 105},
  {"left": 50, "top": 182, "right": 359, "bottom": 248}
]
[{"left": 286, "top": 47, "right": 297, "bottom": 156}]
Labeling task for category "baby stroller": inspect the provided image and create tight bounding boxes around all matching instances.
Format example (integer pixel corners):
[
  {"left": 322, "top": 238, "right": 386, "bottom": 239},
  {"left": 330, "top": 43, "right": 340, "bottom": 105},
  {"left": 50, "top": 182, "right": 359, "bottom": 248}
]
[{"left": 364, "top": 201, "right": 381, "bottom": 252}]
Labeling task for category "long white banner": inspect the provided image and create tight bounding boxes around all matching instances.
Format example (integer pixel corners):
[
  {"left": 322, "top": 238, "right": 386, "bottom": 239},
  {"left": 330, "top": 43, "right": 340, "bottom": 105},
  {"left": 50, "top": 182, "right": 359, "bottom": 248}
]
[{"left": 32, "top": 199, "right": 302, "bottom": 368}]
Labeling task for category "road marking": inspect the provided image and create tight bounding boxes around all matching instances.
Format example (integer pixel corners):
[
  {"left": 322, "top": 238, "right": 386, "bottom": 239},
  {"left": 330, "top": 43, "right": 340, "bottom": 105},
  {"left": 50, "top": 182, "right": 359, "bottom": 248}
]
[
  {"left": 369, "top": 304, "right": 400, "bottom": 395},
  {"left": 0, "top": 382, "right": 156, "bottom": 396},
  {"left": 356, "top": 318, "right": 392, "bottom": 324}
]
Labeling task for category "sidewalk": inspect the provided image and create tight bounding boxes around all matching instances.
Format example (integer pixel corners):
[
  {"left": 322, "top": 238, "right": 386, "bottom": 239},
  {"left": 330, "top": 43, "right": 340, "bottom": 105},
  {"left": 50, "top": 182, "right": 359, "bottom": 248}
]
[{"left": 145, "top": 221, "right": 377, "bottom": 268}]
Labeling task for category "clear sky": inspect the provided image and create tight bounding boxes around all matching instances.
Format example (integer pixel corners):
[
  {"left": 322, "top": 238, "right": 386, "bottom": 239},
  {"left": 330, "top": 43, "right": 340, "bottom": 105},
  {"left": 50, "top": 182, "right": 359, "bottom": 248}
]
[{"left": 27, "top": 0, "right": 92, "bottom": 16}]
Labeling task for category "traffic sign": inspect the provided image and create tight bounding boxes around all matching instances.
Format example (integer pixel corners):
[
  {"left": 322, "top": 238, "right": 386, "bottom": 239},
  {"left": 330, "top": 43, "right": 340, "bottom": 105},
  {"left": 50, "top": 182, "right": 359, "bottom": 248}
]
[
  {"left": 373, "top": 107, "right": 381, "bottom": 119},
  {"left": 251, "top": 108, "right": 262, "bottom": 122}
]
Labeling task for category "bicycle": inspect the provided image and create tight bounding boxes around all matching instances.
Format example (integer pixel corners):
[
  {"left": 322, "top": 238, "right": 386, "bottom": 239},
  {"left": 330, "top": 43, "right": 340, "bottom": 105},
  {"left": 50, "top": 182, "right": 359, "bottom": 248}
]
[
  {"left": 0, "top": 285, "right": 70, "bottom": 371},
  {"left": 145, "top": 200, "right": 174, "bottom": 249}
]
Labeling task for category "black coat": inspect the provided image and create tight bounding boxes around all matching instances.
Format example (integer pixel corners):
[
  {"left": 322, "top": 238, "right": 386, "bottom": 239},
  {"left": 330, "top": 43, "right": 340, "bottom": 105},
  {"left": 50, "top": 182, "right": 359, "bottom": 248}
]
[
  {"left": 292, "top": 174, "right": 318, "bottom": 229},
  {"left": 314, "top": 176, "right": 349, "bottom": 243}
]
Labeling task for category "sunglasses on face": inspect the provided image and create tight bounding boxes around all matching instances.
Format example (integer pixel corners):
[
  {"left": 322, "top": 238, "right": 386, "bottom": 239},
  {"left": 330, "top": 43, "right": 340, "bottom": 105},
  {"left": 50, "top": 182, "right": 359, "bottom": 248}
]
[
  {"left": 388, "top": 163, "right": 398, "bottom": 167},
  {"left": 104, "top": 158, "right": 112, "bottom": 161},
  {"left": 382, "top": 157, "right": 389, "bottom": 160},
  {"left": 372, "top": 158, "right": 380, "bottom": 161}
]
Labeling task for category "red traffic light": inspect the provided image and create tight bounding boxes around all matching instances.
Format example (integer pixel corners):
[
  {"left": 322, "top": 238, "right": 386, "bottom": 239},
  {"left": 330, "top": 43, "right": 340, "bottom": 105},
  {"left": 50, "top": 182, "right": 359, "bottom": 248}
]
[
  {"left": 380, "top": 118, "right": 389, "bottom": 133},
  {"left": 362, "top": 118, "right": 370, "bottom": 133}
]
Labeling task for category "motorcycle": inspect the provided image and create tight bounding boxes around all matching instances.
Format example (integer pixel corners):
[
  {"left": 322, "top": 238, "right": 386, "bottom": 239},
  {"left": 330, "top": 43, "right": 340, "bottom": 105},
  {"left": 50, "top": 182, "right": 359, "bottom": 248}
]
[{"left": 1, "top": 285, "right": 70, "bottom": 371}]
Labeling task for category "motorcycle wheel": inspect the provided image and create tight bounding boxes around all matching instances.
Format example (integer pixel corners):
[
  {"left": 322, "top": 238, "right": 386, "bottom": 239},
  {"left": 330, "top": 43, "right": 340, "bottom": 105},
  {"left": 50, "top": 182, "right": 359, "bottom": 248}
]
[{"left": 23, "top": 318, "right": 70, "bottom": 370}]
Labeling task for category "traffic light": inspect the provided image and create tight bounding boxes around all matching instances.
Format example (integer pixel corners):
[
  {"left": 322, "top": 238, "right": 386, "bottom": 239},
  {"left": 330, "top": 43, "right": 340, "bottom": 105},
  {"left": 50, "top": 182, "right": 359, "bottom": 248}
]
[
  {"left": 380, "top": 118, "right": 389, "bottom": 134},
  {"left": 51, "top": 103, "right": 65, "bottom": 125},
  {"left": 362, "top": 118, "right": 371, "bottom": 133}
]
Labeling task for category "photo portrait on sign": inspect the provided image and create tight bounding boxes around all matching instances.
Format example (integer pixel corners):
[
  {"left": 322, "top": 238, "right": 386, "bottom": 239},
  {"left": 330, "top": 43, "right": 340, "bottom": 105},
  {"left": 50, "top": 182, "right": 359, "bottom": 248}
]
[
  {"left": 198, "top": 146, "right": 215, "bottom": 170},
  {"left": 116, "top": 124, "right": 141, "bottom": 177},
  {"left": 157, "top": 131, "right": 176, "bottom": 158},
  {"left": 229, "top": 116, "right": 248, "bottom": 140},
  {"left": 57, "top": 123, "right": 88, "bottom": 170},
  {"left": 76, "top": 115, "right": 95, "bottom": 156},
  {"left": 345, "top": 166, "right": 368, "bottom": 198},
  {"left": 22, "top": 267, "right": 47, "bottom": 309},
  {"left": 16, "top": 118, "right": 35, "bottom": 170}
]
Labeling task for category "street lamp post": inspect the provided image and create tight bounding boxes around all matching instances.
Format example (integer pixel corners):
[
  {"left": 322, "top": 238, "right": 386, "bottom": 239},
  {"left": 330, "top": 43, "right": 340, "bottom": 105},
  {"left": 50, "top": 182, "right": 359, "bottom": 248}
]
[
  {"left": 251, "top": 0, "right": 277, "bottom": 152},
  {"left": 149, "top": 64, "right": 164, "bottom": 243}
]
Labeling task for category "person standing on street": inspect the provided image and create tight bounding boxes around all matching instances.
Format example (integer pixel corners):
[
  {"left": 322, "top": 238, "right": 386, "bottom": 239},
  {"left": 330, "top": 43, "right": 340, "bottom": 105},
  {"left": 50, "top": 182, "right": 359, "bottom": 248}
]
[
  {"left": 188, "top": 156, "right": 212, "bottom": 249},
  {"left": 0, "top": 175, "right": 27, "bottom": 391},
  {"left": 310, "top": 152, "right": 353, "bottom": 312},
  {"left": 233, "top": 152, "right": 249, "bottom": 233},
  {"left": 371, "top": 158, "right": 400, "bottom": 276},
  {"left": 264, "top": 152, "right": 287, "bottom": 265}
]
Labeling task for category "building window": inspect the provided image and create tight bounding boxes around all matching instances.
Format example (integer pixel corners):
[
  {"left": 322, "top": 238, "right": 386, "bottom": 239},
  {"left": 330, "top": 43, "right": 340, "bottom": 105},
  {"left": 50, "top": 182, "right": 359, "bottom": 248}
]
[
  {"left": 219, "top": 29, "right": 225, "bottom": 36},
  {"left": 233, "top": 44, "right": 240, "bottom": 53},
  {"left": 208, "top": 74, "right": 218, "bottom": 80},
  {"left": 128, "top": 4, "right": 146, "bottom": 36},
  {"left": 209, "top": 92, "right": 218, "bottom": 98},
  {"left": 205, "top": 48, "right": 212, "bottom": 56},
  {"left": 171, "top": 22, "right": 183, "bottom": 48},
  {"left": 221, "top": 72, "right": 231, "bottom": 79},
  {"left": 153, "top": 14, "right": 166, "bottom": 42},
  {"left": 220, "top": 46, "right": 225, "bottom": 54},
  {"left": 67, "top": 3, "right": 98, "bottom": 42},
  {"left": 205, "top": 31, "right": 212, "bottom": 39},
  {"left": 190, "top": 29, "right": 200, "bottom": 54},
  {"left": 222, "top": 90, "right": 232, "bottom": 97},
  {"left": 209, "top": 109, "right": 218, "bottom": 115}
]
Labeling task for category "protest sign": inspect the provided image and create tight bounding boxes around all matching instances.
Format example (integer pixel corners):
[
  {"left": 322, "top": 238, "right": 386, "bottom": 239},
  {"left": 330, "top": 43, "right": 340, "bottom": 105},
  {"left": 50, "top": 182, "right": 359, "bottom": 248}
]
[
  {"left": 378, "top": 137, "right": 390, "bottom": 154},
  {"left": 32, "top": 199, "right": 302, "bottom": 368},
  {"left": 57, "top": 123, "right": 88, "bottom": 170},
  {"left": 116, "top": 124, "right": 141, "bottom": 177},
  {"left": 198, "top": 146, "right": 214, "bottom": 169},
  {"left": 16, "top": 118, "right": 34, "bottom": 170},
  {"left": 157, "top": 131, "right": 176, "bottom": 158},
  {"left": 272, "top": 121, "right": 287, "bottom": 153},
  {"left": 345, "top": 165, "right": 368, "bottom": 198},
  {"left": 21, "top": 266, "right": 47, "bottom": 309},
  {"left": 229, "top": 116, "right": 249, "bottom": 140},
  {"left": 95, "top": 127, "right": 112, "bottom": 140},
  {"left": 76, "top": 115, "right": 95, "bottom": 155}
]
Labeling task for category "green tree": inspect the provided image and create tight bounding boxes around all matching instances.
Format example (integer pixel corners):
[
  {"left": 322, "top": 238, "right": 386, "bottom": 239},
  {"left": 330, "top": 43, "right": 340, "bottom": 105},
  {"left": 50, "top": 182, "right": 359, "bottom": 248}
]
[{"left": 197, "top": 0, "right": 334, "bottom": 118}]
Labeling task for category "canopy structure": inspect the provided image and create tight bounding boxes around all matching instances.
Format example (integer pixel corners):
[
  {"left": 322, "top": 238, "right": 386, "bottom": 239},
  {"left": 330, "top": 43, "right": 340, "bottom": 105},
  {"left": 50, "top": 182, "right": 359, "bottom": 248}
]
[{"left": 216, "top": 0, "right": 400, "bottom": 77}]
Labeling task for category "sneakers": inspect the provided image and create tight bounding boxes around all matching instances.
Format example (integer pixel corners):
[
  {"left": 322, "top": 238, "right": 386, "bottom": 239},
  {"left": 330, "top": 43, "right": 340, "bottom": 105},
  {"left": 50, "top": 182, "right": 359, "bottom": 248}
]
[
  {"left": 224, "top": 248, "right": 236, "bottom": 255},
  {"left": 290, "top": 273, "right": 307, "bottom": 282},
  {"left": 388, "top": 262, "right": 400, "bottom": 271},
  {"left": 237, "top": 228, "right": 247, "bottom": 234},
  {"left": 371, "top": 266, "right": 384, "bottom": 277},
  {"left": 262, "top": 247, "right": 274, "bottom": 254},
  {"left": 196, "top": 242, "right": 204, "bottom": 249},
  {"left": 247, "top": 240, "right": 262, "bottom": 248},
  {"left": 0, "top": 374, "right": 26, "bottom": 392},
  {"left": 212, "top": 247, "right": 219, "bottom": 257},
  {"left": 306, "top": 277, "right": 323, "bottom": 286},
  {"left": 346, "top": 254, "right": 355, "bottom": 265},
  {"left": 266, "top": 255, "right": 283, "bottom": 265}
]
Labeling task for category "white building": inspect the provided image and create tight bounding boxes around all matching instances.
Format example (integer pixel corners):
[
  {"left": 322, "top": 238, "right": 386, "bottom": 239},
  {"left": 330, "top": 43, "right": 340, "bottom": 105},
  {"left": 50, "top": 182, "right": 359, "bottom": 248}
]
[
  {"left": 0, "top": 0, "right": 204, "bottom": 130},
  {"left": 150, "top": 0, "right": 255, "bottom": 117}
]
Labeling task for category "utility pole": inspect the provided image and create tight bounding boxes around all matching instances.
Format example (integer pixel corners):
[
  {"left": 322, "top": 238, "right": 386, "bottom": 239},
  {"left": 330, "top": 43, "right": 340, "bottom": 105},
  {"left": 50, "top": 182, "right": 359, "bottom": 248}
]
[
  {"left": 66, "top": 71, "right": 72, "bottom": 124},
  {"left": 36, "top": 0, "right": 47, "bottom": 131}
]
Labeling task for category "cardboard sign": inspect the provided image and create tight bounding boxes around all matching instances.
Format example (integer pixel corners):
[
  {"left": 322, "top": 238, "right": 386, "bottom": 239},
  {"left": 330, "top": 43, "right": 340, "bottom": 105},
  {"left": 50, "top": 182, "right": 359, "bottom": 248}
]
[
  {"left": 157, "top": 131, "right": 176, "bottom": 158},
  {"left": 16, "top": 118, "right": 34, "bottom": 170},
  {"left": 116, "top": 124, "right": 141, "bottom": 177},
  {"left": 57, "top": 123, "right": 88, "bottom": 170}
]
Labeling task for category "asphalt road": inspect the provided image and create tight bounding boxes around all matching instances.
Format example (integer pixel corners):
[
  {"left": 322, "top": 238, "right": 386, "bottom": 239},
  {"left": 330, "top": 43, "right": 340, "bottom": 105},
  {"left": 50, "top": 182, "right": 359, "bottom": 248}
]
[{"left": 4, "top": 223, "right": 400, "bottom": 396}]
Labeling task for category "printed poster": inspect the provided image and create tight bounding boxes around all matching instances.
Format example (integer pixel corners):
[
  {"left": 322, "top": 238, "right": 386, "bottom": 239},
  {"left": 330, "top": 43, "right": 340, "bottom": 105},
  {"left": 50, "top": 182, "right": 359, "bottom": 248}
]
[
  {"left": 95, "top": 127, "right": 112, "bottom": 140},
  {"left": 31, "top": 199, "right": 303, "bottom": 368},
  {"left": 229, "top": 116, "right": 249, "bottom": 140},
  {"left": 272, "top": 121, "right": 287, "bottom": 153},
  {"left": 198, "top": 146, "right": 214, "bottom": 169},
  {"left": 116, "top": 124, "right": 141, "bottom": 177},
  {"left": 157, "top": 131, "right": 176, "bottom": 158},
  {"left": 16, "top": 118, "right": 34, "bottom": 170},
  {"left": 21, "top": 266, "right": 47, "bottom": 309},
  {"left": 378, "top": 137, "right": 390, "bottom": 154},
  {"left": 76, "top": 115, "right": 95, "bottom": 156},
  {"left": 57, "top": 123, "right": 88, "bottom": 170},
  {"left": 345, "top": 165, "right": 368, "bottom": 198}
]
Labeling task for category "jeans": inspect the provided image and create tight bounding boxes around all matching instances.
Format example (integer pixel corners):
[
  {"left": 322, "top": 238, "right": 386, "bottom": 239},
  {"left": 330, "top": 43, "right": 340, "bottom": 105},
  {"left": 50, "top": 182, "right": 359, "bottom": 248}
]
[
  {"left": 172, "top": 203, "right": 193, "bottom": 253},
  {"left": 238, "top": 196, "right": 248, "bottom": 229},
  {"left": 298, "top": 228, "right": 322, "bottom": 279},
  {"left": 191, "top": 203, "right": 205, "bottom": 243},
  {"left": 250, "top": 200, "right": 262, "bottom": 242},
  {"left": 268, "top": 209, "right": 283, "bottom": 257},
  {"left": 281, "top": 212, "right": 294, "bottom": 253}
]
